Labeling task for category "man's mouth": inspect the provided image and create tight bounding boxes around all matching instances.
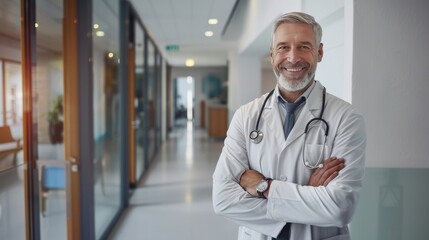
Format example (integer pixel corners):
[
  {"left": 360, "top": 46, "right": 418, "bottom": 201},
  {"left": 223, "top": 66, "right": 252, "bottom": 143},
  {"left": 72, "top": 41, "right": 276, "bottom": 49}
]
[{"left": 284, "top": 66, "right": 305, "bottom": 72}]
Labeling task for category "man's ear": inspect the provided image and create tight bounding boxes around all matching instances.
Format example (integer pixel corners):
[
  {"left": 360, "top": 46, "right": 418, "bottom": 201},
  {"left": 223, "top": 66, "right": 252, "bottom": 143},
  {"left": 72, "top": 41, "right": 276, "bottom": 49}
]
[
  {"left": 318, "top": 43, "right": 324, "bottom": 62},
  {"left": 270, "top": 49, "right": 274, "bottom": 65}
]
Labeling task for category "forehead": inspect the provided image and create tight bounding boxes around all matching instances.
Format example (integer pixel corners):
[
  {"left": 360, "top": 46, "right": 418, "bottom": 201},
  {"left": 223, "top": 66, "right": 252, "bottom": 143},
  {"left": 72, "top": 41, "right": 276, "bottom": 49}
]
[{"left": 273, "top": 23, "right": 316, "bottom": 45}]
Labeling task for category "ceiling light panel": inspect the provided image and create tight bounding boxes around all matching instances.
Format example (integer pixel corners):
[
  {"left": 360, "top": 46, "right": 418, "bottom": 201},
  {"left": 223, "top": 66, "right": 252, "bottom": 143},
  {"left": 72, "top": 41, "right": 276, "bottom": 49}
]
[{"left": 208, "top": 18, "right": 218, "bottom": 24}]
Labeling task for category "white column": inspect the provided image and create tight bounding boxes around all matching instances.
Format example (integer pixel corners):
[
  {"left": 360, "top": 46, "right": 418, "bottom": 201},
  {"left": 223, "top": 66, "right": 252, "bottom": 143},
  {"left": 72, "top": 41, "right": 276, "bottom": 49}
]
[{"left": 227, "top": 51, "right": 262, "bottom": 121}]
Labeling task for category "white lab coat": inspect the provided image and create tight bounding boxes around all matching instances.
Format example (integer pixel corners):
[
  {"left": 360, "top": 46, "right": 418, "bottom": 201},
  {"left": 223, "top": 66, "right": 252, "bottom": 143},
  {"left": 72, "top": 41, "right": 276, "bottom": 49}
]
[{"left": 213, "top": 81, "right": 366, "bottom": 240}]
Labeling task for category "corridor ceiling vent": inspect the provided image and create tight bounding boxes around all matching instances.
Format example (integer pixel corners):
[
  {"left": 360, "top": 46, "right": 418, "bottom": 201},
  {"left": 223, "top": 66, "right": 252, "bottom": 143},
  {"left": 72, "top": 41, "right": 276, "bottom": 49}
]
[{"left": 185, "top": 59, "right": 195, "bottom": 67}]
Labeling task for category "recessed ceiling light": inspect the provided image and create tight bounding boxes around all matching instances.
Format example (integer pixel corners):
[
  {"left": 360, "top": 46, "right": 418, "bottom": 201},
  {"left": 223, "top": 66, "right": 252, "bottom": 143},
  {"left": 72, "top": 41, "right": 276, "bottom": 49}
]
[
  {"left": 93, "top": 24, "right": 100, "bottom": 29},
  {"left": 208, "top": 19, "right": 218, "bottom": 25},
  {"left": 95, "top": 31, "right": 105, "bottom": 37},
  {"left": 35, "top": 23, "right": 39, "bottom": 28},
  {"left": 185, "top": 59, "right": 195, "bottom": 67},
  {"left": 205, "top": 31, "right": 213, "bottom": 37}
]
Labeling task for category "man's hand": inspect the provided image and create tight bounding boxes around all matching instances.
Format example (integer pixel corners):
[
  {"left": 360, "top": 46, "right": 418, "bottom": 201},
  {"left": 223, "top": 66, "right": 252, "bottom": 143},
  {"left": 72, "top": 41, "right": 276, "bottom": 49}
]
[
  {"left": 239, "top": 157, "right": 344, "bottom": 198},
  {"left": 307, "top": 157, "right": 345, "bottom": 186},
  {"left": 239, "top": 169, "right": 264, "bottom": 197}
]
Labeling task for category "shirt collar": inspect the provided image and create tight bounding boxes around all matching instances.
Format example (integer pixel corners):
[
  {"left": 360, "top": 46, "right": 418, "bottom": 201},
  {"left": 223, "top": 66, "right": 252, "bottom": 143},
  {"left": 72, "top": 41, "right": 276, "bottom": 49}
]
[{"left": 275, "top": 80, "right": 317, "bottom": 104}]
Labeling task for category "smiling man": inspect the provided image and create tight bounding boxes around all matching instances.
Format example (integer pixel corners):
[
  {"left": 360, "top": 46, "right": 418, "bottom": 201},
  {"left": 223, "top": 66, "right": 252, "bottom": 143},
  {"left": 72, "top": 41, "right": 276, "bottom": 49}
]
[{"left": 213, "top": 12, "right": 366, "bottom": 240}]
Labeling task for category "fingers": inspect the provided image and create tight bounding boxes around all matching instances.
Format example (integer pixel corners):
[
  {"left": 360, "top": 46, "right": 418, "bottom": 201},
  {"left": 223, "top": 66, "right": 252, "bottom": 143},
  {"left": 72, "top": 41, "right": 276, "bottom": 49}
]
[
  {"left": 323, "top": 171, "right": 338, "bottom": 186},
  {"left": 308, "top": 157, "right": 345, "bottom": 186}
]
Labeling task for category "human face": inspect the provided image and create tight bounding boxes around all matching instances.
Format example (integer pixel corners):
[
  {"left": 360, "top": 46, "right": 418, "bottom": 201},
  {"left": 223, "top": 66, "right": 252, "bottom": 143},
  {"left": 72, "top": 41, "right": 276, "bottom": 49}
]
[{"left": 270, "top": 23, "right": 323, "bottom": 92}]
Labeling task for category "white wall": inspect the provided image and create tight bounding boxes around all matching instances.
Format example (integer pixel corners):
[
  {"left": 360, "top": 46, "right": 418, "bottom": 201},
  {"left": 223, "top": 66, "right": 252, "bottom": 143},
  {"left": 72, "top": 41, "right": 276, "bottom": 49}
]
[
  {"left": 227, "top": 51, "right": 261, "bottom": 119},
  {"left": 352, "top": 0, "right": 429, "bottom": 168},
  {"left": 306, "top": 5, "right": 346, "bottom": 101},
  {"left": 261, "top": 67, "right": 277, "bottom": 94},
  {"left": 238, "top": 0, "right": 302, "bottom": 54}
]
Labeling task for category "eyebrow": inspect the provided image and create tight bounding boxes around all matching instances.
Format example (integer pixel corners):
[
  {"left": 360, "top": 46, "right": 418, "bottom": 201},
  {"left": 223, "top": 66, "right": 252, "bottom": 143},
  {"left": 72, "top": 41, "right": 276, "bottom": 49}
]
[{"left": 275, "top": 41, "right": 314, "bottom": 48}]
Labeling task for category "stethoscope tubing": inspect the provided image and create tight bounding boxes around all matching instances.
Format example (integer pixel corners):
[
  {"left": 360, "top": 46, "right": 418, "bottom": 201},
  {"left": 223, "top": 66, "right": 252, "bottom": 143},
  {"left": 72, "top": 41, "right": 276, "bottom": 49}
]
[
  {"left": 254, "top": 89, "right": 275, "bottom": 131},
  {"left": 250, "top": 87, "right": 329, "bottom": 169}
]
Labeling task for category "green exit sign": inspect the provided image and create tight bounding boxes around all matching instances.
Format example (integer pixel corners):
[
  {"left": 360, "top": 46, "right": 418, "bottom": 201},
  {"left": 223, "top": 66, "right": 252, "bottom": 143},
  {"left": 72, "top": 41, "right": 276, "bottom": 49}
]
[{"left": 166, "top": 45, "right": 180, "bottom": 52}]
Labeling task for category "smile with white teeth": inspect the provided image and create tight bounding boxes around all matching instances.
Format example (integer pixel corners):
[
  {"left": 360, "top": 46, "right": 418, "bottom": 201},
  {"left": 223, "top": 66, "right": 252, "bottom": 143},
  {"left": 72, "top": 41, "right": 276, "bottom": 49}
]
[
  {"left": 286, "top": 67, "right": 304, "bottom": 72},
  {"left": 282, "top": 66, "right": 305, "bottom": 72}
]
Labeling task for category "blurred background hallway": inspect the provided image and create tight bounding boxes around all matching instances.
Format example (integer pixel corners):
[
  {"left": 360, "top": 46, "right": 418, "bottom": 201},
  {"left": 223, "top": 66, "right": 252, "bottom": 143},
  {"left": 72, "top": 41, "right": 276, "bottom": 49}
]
[{"left": 108, "top": 120, "right": 238, "bottom": 239}]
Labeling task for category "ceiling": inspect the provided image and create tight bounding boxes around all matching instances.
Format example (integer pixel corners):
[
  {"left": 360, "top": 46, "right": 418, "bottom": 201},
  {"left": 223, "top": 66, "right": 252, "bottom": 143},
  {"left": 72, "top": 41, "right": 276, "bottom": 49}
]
[
  {"left": 129, "top": 0, "right": 241, "bottom": 67},
  {"left": 0, "top": 0, "right": 244, "bottom": 67}
]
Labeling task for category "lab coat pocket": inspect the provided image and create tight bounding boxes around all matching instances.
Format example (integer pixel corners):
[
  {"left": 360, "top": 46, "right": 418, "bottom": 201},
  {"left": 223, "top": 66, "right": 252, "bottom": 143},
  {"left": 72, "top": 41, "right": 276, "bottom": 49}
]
[{"left": 303, "top": 143, "right": 328, "bottom": 168}]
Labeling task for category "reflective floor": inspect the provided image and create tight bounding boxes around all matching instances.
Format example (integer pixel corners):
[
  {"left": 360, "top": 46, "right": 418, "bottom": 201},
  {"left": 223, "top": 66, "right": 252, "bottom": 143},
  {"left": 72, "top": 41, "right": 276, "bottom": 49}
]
[{"left": 108, "top": 121, "right": 238, "bottom": 240}]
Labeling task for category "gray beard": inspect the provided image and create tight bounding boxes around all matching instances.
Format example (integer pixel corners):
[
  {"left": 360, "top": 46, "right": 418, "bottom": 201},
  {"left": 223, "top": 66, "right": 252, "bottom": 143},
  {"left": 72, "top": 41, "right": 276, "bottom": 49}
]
[{"left": 275, "top": 66, "right": 316, "bottom": 92}]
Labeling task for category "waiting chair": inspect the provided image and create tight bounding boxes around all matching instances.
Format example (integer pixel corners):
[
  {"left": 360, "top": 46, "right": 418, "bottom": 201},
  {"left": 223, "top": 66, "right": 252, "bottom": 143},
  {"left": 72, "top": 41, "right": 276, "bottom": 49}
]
[
  {"left": 38, "top": 161, "right": 66, "bottom": 216},
  {"left": 0, "top": 125, "right": 22, "bottom": 161}
]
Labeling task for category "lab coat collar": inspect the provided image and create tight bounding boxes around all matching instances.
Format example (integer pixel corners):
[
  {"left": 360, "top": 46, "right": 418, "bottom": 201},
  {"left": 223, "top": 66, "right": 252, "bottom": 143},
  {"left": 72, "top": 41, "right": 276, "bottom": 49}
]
[{"left": 263, "top": 81, "right": 326, "bottom": 147}]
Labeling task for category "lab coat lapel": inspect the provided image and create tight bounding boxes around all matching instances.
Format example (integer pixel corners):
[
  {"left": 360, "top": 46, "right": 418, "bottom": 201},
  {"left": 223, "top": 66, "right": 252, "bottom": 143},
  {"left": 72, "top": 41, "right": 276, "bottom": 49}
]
[
  {"left": 284, "top": 82, "right": 325, "bottom": 147},
  {"left": 262, "top": 92, "right": 286, "bottom": 145}
]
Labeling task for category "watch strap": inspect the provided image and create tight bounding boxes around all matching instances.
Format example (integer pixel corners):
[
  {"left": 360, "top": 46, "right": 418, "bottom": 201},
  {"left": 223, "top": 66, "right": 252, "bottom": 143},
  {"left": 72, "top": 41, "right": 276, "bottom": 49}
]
[{"left": 257, "top": 190, "right": 265, "bottom": 199}]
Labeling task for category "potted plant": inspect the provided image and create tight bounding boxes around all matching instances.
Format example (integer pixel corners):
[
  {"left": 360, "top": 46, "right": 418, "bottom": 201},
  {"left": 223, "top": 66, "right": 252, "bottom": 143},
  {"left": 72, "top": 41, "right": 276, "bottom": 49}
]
[{"left": 48, "top": 95, "right": 63, "bottom": 144}]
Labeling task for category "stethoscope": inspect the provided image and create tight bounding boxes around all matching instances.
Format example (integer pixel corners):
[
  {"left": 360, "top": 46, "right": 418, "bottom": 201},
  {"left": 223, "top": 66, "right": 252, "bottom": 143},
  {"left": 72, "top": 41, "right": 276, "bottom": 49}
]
[{"left": 249, "top": 87, "right": 329, "bottom": 169}]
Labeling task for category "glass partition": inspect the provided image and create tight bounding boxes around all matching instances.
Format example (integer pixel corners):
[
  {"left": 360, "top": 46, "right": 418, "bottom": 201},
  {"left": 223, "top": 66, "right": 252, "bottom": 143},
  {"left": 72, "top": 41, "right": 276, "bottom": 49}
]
[
  {"left": 147, "top": 40, "right": 156, "bottom": 161},
  {"left": 35, "top": 0, "right": 67, "bottom": 234},
  {"left": 134, "top": 22, "right": 146, "bottom": 181},
  {"left": 0, "top": 0, "right": 25, "bottom": 239},
  {"left": 156, "top": 52, "right": 162, "bottom": 148},
  {"left": 93, "top": 0, "right": 121, "bottom": 238}
]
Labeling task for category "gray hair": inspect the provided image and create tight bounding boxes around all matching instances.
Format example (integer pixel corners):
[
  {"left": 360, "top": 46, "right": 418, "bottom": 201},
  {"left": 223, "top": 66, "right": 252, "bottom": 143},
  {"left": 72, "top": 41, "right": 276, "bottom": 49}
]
[{"left": 270, "top": 12, "right": 323, "bottom": 48}]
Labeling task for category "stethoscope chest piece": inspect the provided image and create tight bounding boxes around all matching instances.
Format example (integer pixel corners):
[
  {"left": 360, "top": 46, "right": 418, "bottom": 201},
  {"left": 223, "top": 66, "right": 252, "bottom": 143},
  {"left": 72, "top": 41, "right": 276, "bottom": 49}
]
[{"left": 249, "top": 130, "right": 263, "bottom": 144}]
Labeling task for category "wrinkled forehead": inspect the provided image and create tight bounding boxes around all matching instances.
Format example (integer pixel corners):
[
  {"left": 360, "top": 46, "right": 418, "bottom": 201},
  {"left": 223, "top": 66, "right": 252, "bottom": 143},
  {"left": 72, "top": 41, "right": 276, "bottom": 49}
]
[{"left": 272, "top": 23, "right": 317, "bottom": 47}]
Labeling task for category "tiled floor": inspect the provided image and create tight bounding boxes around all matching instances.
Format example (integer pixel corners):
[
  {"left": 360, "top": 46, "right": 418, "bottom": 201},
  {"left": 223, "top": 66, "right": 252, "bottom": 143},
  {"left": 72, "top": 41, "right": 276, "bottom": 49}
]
[{"left": 108, "top": 121, "right": 238, "bottom": 240}]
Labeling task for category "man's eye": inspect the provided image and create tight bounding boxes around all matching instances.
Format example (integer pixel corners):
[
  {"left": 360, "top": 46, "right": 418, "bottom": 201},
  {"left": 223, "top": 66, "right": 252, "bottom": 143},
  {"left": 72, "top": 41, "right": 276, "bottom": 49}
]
[{"left": 277, "top": 46, "right": 288, "bottom": 51}]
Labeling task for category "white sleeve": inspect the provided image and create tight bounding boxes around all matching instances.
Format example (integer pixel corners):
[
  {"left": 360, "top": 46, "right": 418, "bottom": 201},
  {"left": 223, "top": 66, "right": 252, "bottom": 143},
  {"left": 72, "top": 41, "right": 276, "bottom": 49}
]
[
  {"left": 266, "top": 110, "right": 366, "bottom": 227},
  {"left": 212, "top": 107, "right": 285, "bottom": 237}
]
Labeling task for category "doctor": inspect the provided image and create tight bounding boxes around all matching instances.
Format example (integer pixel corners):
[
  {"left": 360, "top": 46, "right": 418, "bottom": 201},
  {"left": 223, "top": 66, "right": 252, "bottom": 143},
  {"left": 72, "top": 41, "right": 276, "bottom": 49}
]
[{"left": 212, "top": 12, "right": 366, "bottom": 240}]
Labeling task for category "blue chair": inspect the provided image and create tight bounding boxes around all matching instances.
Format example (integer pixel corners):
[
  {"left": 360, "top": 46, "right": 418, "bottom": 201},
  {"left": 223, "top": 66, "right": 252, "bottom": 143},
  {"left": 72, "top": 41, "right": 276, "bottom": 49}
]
[{"left": 39, "top": 162, "right": 66, "bottom": 216}]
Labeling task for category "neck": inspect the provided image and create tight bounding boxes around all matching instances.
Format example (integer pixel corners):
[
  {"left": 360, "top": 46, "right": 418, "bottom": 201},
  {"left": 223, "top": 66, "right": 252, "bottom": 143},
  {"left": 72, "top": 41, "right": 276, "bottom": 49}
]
[{"left": 279, "top": 80, "right": 314, "bottom": 102}]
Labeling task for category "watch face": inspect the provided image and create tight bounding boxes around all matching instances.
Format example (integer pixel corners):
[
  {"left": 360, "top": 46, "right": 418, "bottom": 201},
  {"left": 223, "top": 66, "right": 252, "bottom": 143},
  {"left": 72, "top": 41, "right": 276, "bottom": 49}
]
[{"left": 256, "top": 179, "right": 268, "bottom": 192}]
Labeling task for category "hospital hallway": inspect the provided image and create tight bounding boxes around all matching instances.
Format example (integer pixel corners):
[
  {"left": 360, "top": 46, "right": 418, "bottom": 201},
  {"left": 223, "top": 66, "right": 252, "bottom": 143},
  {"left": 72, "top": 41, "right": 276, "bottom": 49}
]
[{"left": 107, "top": 120, "right": 238, "bottom": 239}]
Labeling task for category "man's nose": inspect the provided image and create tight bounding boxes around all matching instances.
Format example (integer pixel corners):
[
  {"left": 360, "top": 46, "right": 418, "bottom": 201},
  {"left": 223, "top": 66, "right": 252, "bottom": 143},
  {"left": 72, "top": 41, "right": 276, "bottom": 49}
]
[{"left": 286, "top": 48, "right": 300, "bottom": 64}]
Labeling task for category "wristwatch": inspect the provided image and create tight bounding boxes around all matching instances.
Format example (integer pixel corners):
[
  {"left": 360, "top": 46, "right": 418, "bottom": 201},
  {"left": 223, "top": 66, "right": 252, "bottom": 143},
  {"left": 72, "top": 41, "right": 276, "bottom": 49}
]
[{"left": 256, "top": 178, "right": 271, "bottom": 199}]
